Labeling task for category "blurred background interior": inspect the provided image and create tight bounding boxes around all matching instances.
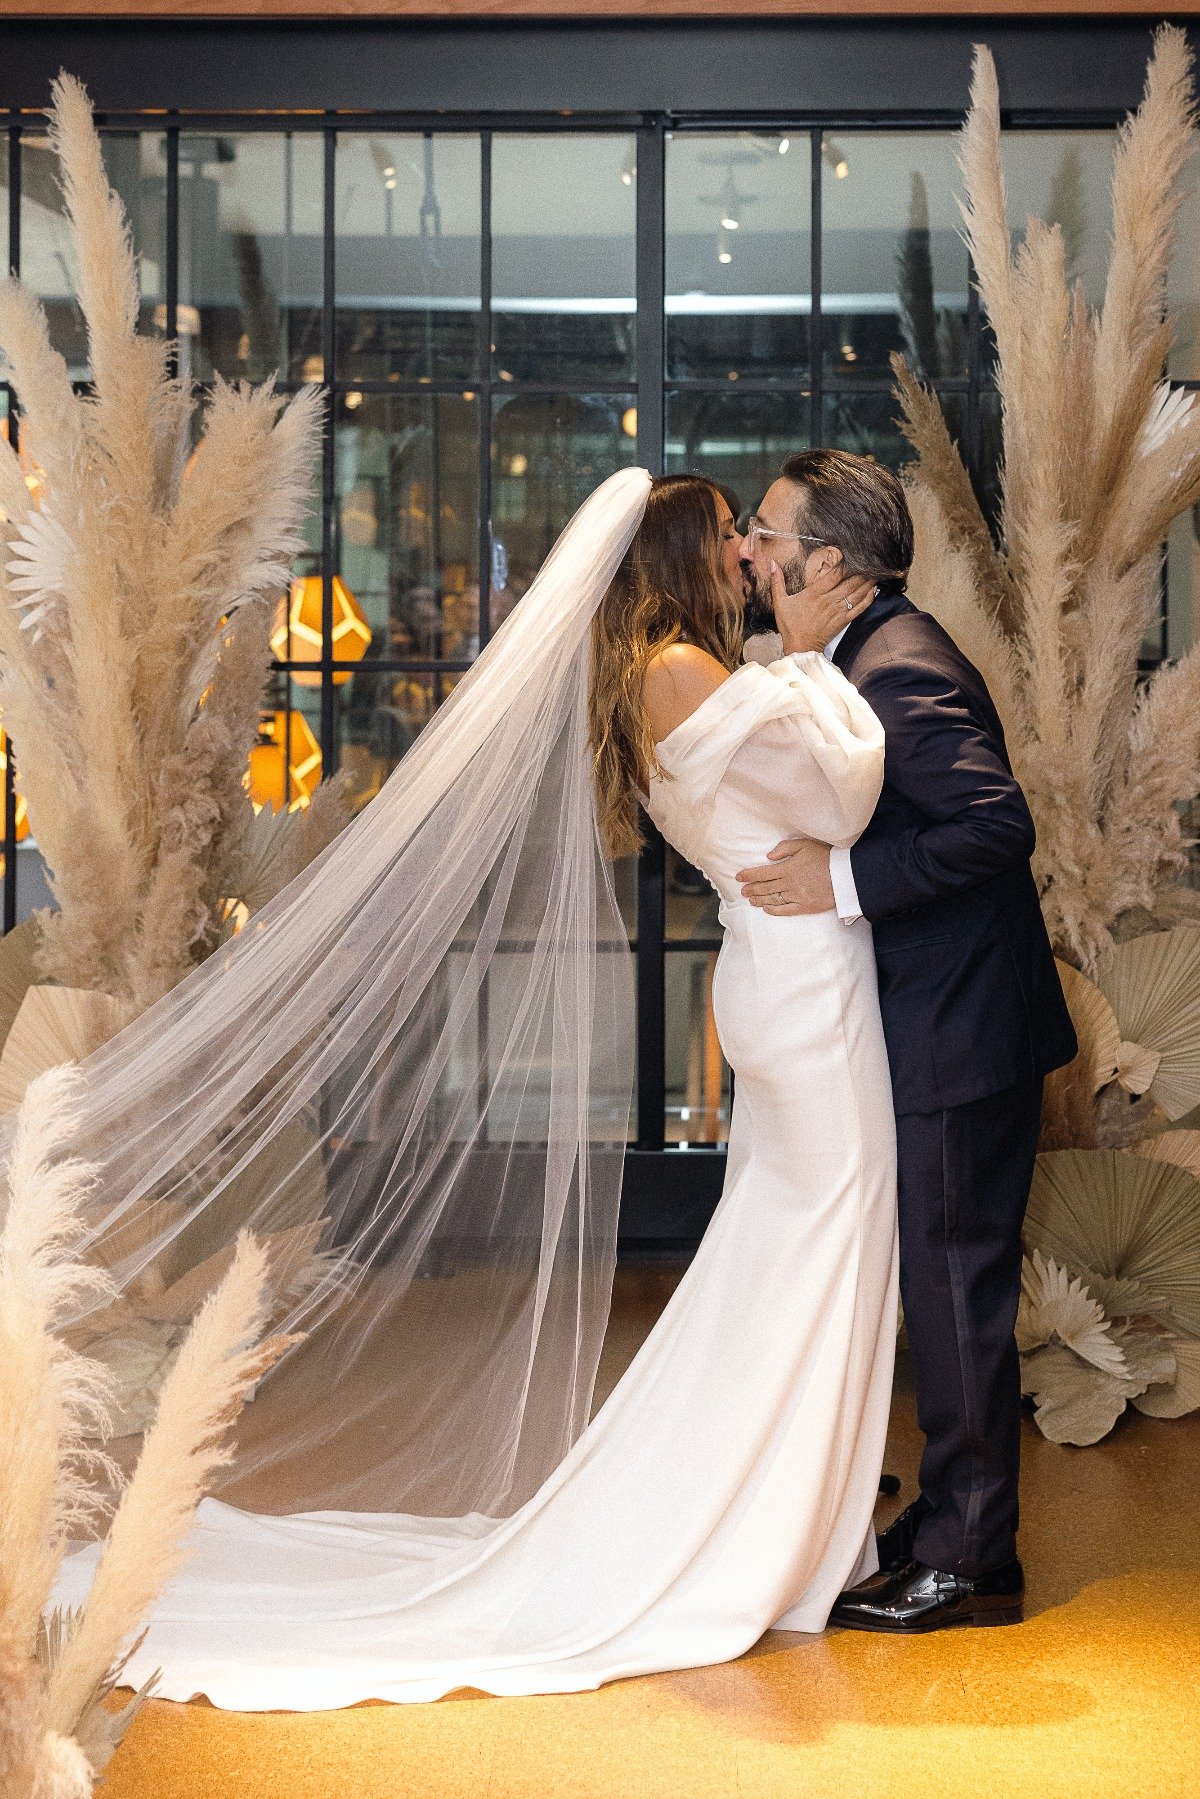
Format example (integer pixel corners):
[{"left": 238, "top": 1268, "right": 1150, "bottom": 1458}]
[{"left": 3, "top": 14, "right": 1197, "bottom": 1243}]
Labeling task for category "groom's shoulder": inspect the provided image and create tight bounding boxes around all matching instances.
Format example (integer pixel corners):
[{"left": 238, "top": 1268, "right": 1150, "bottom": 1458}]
[{"left": 852, "top": 596, "right": 970, "bottom": 683}]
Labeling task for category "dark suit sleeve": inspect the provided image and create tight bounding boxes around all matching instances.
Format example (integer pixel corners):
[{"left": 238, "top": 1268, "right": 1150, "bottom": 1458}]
[{"left": 848, "top": 655, "right": 1036, "bottom": 921}]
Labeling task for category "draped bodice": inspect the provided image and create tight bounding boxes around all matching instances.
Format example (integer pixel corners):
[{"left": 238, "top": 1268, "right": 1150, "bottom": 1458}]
[{"left": 643, "top": 650, "right": 885, "bottom": 907}]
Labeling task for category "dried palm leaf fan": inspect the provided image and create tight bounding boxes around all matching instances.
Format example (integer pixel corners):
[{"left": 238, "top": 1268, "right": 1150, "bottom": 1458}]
[
  {"left": 1054, "top": 960, "right": 1122, "bottom": 1093},
  {"left": 1098, "top": 926, "right": 1200, "bottom": 1117},
  {"left": 1133, "top": 1337, "right": 1200, "bottom": 1417},
  {"left": 1016, "top": 1248, "right": 1127, "bottom": 1374},
  {"left": 1025, "top": 1149, "right": 1200, "bottom": 1336},
  {"left": 63, "top": 1216, "right": 331, "bottom": 1439},
  {"left": 1041, "top": 966, "right": 1107, "bottom": 1148},
  {"left": 1020, "top": 1328, "right": 1175, "bottom": 1445},
  {"left": 0, "top": 916, "right": 39, "bottom": 1055},
  {"left": 1133, "top": 1128, "right": 1200, "bottom": 1182},
  {"left": 1041, "top": 960, "right": 1155, "bottom": 1147},
  {"left": 0, "top": 986, "right": 125, "bottom": 1112}
]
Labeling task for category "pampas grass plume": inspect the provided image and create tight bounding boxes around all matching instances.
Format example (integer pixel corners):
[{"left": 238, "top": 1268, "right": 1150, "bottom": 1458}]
[
  {"left": 0, "top": 1061, "right": 290, "bottom": 1789},
  {"left": 898, "top": 25, "right": 1200, "bottom": 971},
  {"left": 44, "top": 1232, "right": 292, "bottom": 1740},
  {"left": 0, "top": 1629, "right": 40, "bottom": 1798},
  {"left": 0, "top": 72, "right": 340, "bottom": 1022},
  {"left": 0, "top": 1066, "right": 112, "bottom": 1660}
]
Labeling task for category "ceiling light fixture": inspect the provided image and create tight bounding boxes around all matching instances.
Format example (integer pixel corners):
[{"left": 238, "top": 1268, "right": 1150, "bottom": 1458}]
[{"left": 719, "top": 169, "right": 742, "bottom": 231}]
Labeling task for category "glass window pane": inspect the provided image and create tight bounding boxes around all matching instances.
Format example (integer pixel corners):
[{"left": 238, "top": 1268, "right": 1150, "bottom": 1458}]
[
  {"left": 824, "top": 387, "right": 968, "bottom": 474},
  {"left": 491, "top": 135, "right": 636, "bottom": 385},
  {"left": 335, "top": 673, "right": 637, "bottom": 933},
  {"left": 20, "top": 131, "right": 166, "bottom": 378},
  {"left": 977, "top": 386, "right": 1004, "bottom": 533},
  {"left": 337, "top": 670, "right": 459, "bottom": 813},
  {"left": 821, "top": 132, "right": 969, "bottom": 383},
  {"left": 666, "top": 846, "right": 720, "bottom": 945},
  {"left": 666, "top": 131, "right": 810, "bottom": 381},
  {"left": 231, "top": 384, "right": 324, "bottom": 671},
  {"left": 178, "top": 132, "right": 323, "bottom": 384},
  {"left": 665, "top": 949, "right": 730, "bottom": 1146},
  {"left": 666, "top": 388, "right": 808, "bottom": 518},
  {"left": 988, "top": 130, "right": 1116, "bottom": 381},
  {"left": 490, "top": 392, "right": 637, "bottom": 627},
  {"left": 336, "top": 133, "right": 481, "bottom": 383},
  {"left": 612, "top": 855, "right": 637, "bottom": 944},
  {"left": 1166, "top": 508, "right": 1197, "bottom": 661},
  {"left": 332, "top": 390, "right": 480, "bottom": 664},
  {"left": 1168, "top": 158, "right": 1200, "bottom": 380}
]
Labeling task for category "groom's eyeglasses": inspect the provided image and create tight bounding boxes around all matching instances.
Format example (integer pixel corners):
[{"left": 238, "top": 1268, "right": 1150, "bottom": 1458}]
[{"left": 744, "top": 517, "right": 828, "bottom": 557}]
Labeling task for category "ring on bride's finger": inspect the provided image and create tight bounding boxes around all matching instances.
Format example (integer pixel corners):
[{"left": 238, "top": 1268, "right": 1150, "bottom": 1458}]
[{"left": 845, "top": 597, "right": 854, "bottom": 611}]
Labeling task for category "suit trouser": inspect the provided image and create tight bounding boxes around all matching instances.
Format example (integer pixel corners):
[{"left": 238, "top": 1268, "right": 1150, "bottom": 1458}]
[{"left": 897, "top": 1074, "right": 1044, "bottom": 1578}]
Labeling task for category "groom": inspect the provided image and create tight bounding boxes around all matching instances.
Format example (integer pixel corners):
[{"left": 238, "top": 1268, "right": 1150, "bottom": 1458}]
[{"left": 737, "top": 449, "right": 1077, "bottom": 1634}]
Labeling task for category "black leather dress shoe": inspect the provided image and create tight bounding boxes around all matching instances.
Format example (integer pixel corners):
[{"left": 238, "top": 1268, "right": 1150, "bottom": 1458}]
[
  {"left": 829, "top": 1557, "right": 1024, "bottom": 1634},
  {"left": 875, "top": 1497, "right": 929, "bottom": 1574}
]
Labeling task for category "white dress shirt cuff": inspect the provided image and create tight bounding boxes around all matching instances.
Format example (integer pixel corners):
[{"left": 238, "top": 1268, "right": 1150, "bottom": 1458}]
[{"left": 829, "top": 845, "right": 863, "bottom": 923}]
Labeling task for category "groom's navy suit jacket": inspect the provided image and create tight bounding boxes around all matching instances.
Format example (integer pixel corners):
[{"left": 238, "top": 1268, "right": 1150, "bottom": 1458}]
[{"left": 832, "top": 586, "right": 1077, "bottom": 1118}]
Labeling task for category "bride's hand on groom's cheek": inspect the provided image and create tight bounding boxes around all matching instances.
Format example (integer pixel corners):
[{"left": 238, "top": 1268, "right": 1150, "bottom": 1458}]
[
  {"left": 736, "top": 839, "right": 836, "bottom": 915},
  {"left": 770, "top": 561, "right": 876, "bottom": 656}
]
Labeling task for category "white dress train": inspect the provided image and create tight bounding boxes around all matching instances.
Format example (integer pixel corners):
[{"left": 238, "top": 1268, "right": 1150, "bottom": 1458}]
[{"left": 54, "top": 649, "right": 899, "bottom": 1710}]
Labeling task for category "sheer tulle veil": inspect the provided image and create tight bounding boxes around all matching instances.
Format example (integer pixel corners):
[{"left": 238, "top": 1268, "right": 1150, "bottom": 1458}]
[{"left": 2, "top": 464, "right": 654, "bottom": 1522}]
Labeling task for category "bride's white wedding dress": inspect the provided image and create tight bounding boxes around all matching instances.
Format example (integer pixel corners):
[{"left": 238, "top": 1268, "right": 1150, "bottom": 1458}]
[{"left": 55, "top": 648, "right": 899, "bottom": 1710}]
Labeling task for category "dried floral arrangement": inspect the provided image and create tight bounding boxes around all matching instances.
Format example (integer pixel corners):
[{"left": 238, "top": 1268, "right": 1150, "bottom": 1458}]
[
  {"left": 0, "top": 1065, "right": 291, "bottom": 1799},
  {"left": 0, "top": 76, "right": 346, "bottom": 1538},
  {"left": 0, "top": 73, "right": 349, "bottom": 1072},
  {"left": 895, "top": 26, "right": 1200, "bottom": 1443}
]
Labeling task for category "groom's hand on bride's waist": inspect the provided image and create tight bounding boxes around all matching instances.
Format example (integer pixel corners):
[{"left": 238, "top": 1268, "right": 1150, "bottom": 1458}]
[{"left": 737, "top": 839, "right": 836, "bottom": 915}]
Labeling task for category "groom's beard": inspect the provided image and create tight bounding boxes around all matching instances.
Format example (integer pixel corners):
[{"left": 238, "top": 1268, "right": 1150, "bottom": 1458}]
[
  {"left": 739, "top": 555, "right": 805, "bottom": 639},
  {"left": 741, "top": 587, "right": 778, "bottom": 638}
]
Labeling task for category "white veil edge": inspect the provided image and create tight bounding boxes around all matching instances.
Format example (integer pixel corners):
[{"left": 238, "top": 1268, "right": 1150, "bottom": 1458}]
[{"left": 2, "top": 464, "right": 653, "bottom": 1520}]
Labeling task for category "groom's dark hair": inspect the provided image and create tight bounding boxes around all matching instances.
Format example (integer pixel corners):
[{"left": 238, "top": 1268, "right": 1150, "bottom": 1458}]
[{"left": 780, "top": 449, "right": 913, "bottom": 584}]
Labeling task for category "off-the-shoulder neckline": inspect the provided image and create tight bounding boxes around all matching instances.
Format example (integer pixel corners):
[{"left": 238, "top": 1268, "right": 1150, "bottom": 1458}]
[
  {"left": 652, "top": 651, "right": 825, "bottom": 755},
  {"left": 652, "top": 669, "right": 738, "bottom": 755}
]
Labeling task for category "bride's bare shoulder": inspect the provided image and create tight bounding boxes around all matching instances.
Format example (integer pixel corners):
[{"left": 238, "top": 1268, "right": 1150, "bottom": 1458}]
[{"left": 643, "top": 643, "right": 732, "bottom": 744}]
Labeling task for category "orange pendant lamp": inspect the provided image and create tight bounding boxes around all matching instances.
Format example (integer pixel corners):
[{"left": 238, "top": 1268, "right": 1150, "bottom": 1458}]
[
  {"left": 270, "top": 574, "right": 373, "bottom": 687},
  {"left": 245, "top": 710, "right": 323, "bottom": 813}
]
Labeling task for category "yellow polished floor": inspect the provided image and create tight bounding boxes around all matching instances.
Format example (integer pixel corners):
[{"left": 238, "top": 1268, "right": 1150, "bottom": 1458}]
[{"left": 101, "top": 1264, "right": 1200, "bottom": 1799}]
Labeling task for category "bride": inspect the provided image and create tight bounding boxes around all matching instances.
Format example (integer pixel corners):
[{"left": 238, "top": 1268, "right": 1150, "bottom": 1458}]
[{"left": 51, "top": 466, "right": 899, "bottom": 1708}]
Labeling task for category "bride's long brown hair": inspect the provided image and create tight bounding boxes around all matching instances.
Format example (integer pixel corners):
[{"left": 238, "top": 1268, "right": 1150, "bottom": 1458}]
[{"left": 588, "top": 473, "right": 743, "bottom": 860}]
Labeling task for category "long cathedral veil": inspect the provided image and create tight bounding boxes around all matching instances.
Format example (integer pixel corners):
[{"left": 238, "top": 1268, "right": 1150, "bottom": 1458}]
[{"left": 3, "top": 464, "right": 652, "bottom": 1521}]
